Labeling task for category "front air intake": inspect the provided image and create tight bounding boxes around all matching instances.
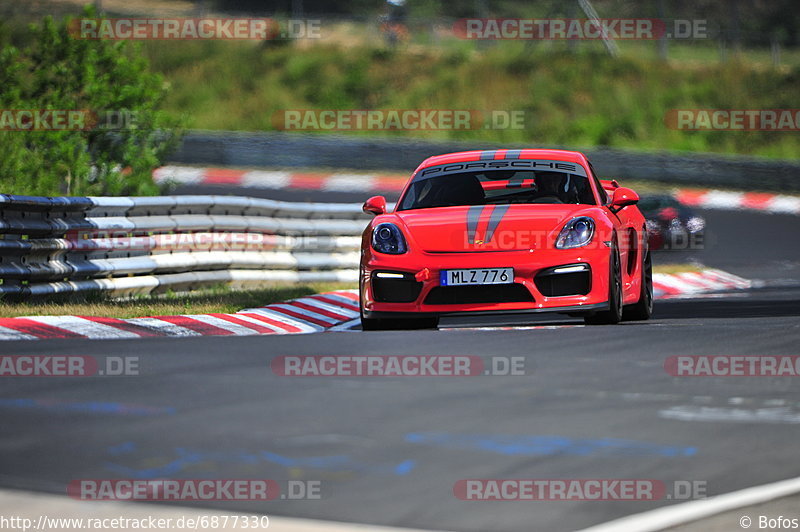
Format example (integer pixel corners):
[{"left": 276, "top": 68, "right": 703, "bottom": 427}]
[
  {"left": 424, "top": 284, "right": 533, "bottom": 305},
  {"left": 534, "top": 264, "right": 592, "bottom": 297}
]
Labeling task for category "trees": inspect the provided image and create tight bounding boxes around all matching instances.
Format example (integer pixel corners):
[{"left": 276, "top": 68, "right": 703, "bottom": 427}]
[{"left": 0, "top": 6, "right": 180, "bottom": 197}]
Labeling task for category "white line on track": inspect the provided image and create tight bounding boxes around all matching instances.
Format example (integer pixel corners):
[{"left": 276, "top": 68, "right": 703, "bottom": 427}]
[{"left": 579, "top": 475, "right": 800, "bottom": 532}]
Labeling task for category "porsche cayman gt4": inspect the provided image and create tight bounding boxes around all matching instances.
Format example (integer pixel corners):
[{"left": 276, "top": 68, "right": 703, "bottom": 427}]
[{"left": 359, "top": 149, "right": 653, "bottom": 330}]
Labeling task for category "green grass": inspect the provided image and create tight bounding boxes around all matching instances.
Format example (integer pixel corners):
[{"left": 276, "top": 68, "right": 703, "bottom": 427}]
[
  {"left": 0, "top": 282, "right": 356, "bottom": 318},
  {"left": 138, "top": 40, "right": 800, "bottom": 159},
  {"left": 2, "top": 5, "right": 799, "bottom": 160},
  {"left": 652, "top": 263, "right": 706, "bottom": 274}
]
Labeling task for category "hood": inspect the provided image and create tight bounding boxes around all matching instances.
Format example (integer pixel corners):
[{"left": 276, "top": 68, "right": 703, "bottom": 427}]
[{"left": 393, "top": 204, "right": 588, "bottom": 253}]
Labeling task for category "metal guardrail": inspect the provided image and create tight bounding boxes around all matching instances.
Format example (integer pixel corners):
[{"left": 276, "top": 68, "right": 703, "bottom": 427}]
[
  {"left": 170, "top": 131, "right": 800, "bottom": 192},
  {"left": 0, "top": 194, "right": 367, "bottom": 299}
]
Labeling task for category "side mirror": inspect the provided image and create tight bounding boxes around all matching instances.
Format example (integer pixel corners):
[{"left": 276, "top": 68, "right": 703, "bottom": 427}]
[
  {"left": 610, "top": 187, "right": 639, "bottom": 211},
  {"left": 363, "top": 195, "right": 387, "bottom": 216}
]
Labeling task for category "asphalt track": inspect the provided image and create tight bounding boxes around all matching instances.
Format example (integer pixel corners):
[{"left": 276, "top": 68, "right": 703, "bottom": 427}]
[{"left": 0, "top": 185, "right": 798, "bottom": 531}]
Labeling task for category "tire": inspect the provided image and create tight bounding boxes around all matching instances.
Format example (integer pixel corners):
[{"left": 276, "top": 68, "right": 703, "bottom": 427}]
[
  {"left": 623, "top": 249, "right": 654, "bottom": 321},
  {"left": 584, "top": 243, "right": 623, "bottom": 325}
]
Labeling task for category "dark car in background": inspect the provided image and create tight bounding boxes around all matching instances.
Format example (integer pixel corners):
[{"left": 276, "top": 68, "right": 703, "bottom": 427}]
[{"left": 639, "top": 194, "right": 706, "bottom": 251}]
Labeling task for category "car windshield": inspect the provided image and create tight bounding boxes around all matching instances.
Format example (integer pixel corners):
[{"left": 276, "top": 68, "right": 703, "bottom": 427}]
[{"left": 397, "top": 169, "right": 596, "bottom": 211}]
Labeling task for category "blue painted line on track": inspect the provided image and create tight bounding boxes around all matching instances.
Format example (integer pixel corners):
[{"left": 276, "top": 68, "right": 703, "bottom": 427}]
[{"left": 405, "top": 432, "right": 696, "bottom": 457}]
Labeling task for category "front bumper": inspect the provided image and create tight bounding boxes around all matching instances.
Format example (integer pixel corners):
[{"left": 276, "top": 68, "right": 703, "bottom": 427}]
[
  {"left": 362, "top": 302, "right": 609, "bottom": 319},
  {"left": 361, "top": 247, "right": 612, "bottom": 318}
]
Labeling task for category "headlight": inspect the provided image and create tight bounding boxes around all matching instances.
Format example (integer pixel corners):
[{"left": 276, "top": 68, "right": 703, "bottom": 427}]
[
  {"left": 371, "top": 223, "right": 408, "bottom": 254},
  {"left": 686, "top": 216, "right": 705, "bottom": 233},
  {"left": 555, "top": 217, "right": 595, "bottom": 249}
]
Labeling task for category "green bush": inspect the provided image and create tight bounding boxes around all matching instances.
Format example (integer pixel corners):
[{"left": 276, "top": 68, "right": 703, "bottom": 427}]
[{"left": 0, "top": 6, "right": 180, "bottom": 197}]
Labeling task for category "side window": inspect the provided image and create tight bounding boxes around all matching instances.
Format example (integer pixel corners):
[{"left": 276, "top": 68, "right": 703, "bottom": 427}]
[{"left": 587, "top": 161, "right": 608, "bottom": 204}]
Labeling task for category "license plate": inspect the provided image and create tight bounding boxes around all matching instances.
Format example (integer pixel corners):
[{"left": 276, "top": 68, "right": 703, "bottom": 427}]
[{"left": 440, "top": 268, "right": 514, "bottom": 286}]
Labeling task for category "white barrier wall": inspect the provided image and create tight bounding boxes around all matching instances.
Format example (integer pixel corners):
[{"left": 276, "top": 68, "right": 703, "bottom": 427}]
[{"left": 0, "top": 194, "right": 368, "bottom": 298}]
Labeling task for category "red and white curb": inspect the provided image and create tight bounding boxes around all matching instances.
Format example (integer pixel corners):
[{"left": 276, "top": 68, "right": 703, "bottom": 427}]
[
  {"left": 675, "top": 189, "right": 800, "bottom": 215},
  {"left": 0, "top": 290, "right": 360, "bottom": 341},
  {"left": 153, "top": 166, "right": 407, "bottom": 193},
  {"left": 154, "top": 166, "right": 800, "bottom": 215},
  {"left": 0, "top": 269, "right": 753, "bottom": 340},
  {"left": 652, "top": 268, "right": 751, "bottom": 299}
]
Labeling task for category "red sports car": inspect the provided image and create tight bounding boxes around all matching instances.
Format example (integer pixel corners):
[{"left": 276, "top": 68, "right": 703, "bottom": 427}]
[{"left": 359, "top": 149, "right": 653, "bottom": 330}]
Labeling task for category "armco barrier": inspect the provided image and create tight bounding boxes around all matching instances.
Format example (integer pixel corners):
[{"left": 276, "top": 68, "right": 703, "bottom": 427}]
[
  {"left": 169, "top": 131, "right": 800, "bottom": 192},
  {"left": 0, "top": 194, "right": 367, "bottom": 299}
]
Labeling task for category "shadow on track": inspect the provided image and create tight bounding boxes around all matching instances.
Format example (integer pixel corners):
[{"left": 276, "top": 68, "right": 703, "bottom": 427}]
[{"left": 654, "top": 289, "right": 800, "bottom": 320}]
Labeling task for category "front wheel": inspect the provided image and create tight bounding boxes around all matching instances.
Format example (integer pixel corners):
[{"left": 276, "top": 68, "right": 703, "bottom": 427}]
[
  {"left": 585, "top": 243, "right": 623, "bottom": 325},
  {"left": 622, "top": 250, "right": 654, "bottom": 321}
]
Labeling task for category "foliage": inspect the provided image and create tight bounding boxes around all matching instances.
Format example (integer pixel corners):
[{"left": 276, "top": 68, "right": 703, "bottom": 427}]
[
  {"left": 0, "top": 5, "right": 180, "bottom": 196},
  {"left": 146, "top": 40, "right": 800, "bottom": 158}
]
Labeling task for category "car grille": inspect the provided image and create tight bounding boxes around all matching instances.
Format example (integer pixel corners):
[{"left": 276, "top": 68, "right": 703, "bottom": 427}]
[
  {"left": 424, "top": 283, "right": 534, "bottom": 305},
  {"left": 534, "top": 267, "right": 591, "bottom": 297},
  {"left": 372, "top": 273, "right": 423, "bottom": 303}
]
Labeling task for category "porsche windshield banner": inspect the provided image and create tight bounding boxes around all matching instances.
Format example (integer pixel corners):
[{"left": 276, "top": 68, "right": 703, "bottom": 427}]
[{"left": 415, "top": 158, "right": 588, "bottom": 180}]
